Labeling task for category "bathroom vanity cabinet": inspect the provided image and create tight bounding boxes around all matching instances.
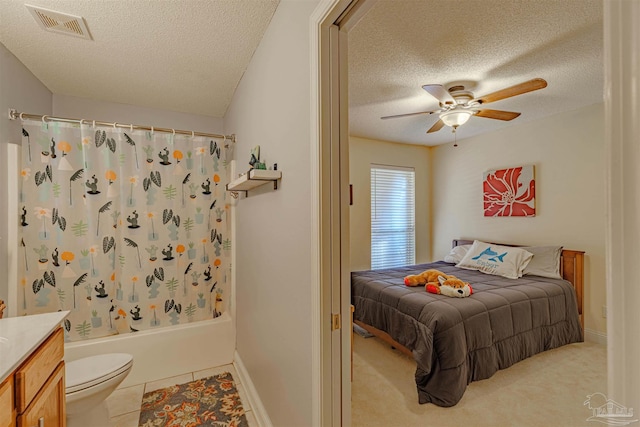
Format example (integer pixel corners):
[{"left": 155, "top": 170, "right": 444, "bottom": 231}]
[
  {"left": 0, "top": 312, "right": 69, "bottom": 427},
  {"left": 0, "top": 373, "right": 14, "bottom": 427}
]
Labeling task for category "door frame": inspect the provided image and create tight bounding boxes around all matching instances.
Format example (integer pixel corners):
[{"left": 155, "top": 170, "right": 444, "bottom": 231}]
[{"left": 310, "top": 1, "right": 375, "bottom": 426}]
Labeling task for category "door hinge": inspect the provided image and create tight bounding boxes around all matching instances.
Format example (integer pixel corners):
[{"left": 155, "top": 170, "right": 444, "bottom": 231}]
[{"left": 331, "top": 313, "right": 341, "bottom": 331}]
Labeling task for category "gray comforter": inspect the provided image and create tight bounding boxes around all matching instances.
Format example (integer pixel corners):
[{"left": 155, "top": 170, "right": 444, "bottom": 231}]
[{"left": 351, "top": 261, "right": 583, "bottom": 407}]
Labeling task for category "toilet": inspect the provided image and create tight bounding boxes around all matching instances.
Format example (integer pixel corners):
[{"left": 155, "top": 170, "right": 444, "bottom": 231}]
[{"left": 65, "top": 353, "right": 133, "bottom": 427}]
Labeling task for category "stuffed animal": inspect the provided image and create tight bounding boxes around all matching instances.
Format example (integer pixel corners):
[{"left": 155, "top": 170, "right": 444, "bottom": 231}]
[
  {"left": 404, "top": 269, "right": 473, "bottom": 298},
  {"left": 426, "top": 275, "right": 473, "bottom": 298},
  {"left": 404, "top": 269, "right": 446, "bottom": 287}
]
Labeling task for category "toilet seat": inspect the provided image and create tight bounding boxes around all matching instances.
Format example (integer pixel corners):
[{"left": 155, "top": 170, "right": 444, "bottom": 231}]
[{"left": 66, "top": 353, "right": 133, "bottom": 394}]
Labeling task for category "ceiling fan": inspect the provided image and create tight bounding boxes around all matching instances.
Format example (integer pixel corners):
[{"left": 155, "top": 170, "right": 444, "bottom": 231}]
[{"left": 381, "top": 78, "right": 548, "bottom": 134}]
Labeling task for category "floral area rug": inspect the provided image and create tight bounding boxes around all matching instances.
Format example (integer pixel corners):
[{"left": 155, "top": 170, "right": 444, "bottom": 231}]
[{"left": 138, "top": 372, "right": 248, "bottom": 427}]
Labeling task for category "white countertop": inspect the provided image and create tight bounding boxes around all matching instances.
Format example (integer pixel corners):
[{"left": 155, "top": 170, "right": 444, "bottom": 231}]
[{"left": 0, "top": 311, "right": 69, "bottom": 383}]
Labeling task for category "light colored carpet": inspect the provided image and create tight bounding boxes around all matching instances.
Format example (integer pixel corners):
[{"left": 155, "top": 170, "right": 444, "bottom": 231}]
[{"left": 352, "top": 333, "right": 607, "bottom": 427}]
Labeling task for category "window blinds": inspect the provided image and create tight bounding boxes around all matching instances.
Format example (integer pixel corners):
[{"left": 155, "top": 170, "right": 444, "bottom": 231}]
[{"left": 370, "top": 165, "right": 415, "bottom": 270}]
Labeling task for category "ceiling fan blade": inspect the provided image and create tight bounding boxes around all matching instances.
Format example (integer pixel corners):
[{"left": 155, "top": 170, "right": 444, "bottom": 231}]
[
  {"left": 381, "top": 110, "right": 437, "bottom": 120},
  {"left": 422, "top": 85, "right": 456, "bottom": 105},
  {"left": 426, "top": 119, "right": 445, "bottom": 133},
  {"left": 475, "top": 109, "right": 521, "bottom": 121},
  {"left": 474, "top": 78, "right": 547, "bottom": 105}
]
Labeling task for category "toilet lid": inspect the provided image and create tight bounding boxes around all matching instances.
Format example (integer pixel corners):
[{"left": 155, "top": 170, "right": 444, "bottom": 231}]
[{"left": 66, "top": 353, "right": 133, "bottom": 393}]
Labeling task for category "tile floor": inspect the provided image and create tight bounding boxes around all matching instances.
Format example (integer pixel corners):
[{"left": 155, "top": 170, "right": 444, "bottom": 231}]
[{"left": 107, "top": 364, "right": 258, "bottom": 427}]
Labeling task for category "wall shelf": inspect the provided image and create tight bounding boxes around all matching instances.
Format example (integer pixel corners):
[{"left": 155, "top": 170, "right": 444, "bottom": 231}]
[{"left": 226, "top": 169, "right": 282, "bottom": 197}]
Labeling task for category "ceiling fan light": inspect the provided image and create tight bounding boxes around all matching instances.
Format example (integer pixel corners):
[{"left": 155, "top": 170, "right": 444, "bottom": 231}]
[{"left": 440, "top": 110, "right": 473, "bottom": 127}]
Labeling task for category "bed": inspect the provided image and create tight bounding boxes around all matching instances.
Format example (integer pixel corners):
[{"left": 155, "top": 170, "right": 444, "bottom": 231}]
[{"left": 351, "top": 239, "right": 584, "bottom": 407}]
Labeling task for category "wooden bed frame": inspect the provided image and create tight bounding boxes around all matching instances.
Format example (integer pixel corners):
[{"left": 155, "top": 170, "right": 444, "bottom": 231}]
[{"left": 354, "top": 239, "right": 585, "bottom": 358}]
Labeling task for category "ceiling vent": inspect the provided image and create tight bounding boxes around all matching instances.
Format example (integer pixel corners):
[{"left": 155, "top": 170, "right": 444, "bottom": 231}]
[{"left": 26, "top": 4, "right": 92, "bottom": 40}]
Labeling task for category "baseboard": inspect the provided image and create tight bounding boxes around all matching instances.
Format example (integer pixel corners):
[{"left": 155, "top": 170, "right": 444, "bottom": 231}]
[
  {"left": 234, "top": 350, "right": 273, "bottom": 427},
  {"left": 584, "top": 328, "right": 607, "bottom": 345}
]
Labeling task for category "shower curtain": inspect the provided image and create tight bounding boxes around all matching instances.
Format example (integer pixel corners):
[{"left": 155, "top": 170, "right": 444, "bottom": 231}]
[{"left": 18, "top": 120, "right": 232, "bottom": 341}]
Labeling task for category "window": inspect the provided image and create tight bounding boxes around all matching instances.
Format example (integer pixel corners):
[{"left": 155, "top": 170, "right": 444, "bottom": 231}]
[{"left": 370, "top": 165, "right": 415, "bottom": 269}]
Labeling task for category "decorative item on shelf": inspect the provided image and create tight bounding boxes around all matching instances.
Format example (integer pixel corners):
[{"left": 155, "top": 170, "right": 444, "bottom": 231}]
[
  {"left": 248, "top": 145, "right": 267, "bottom": 169},
  {"left": 249, "top": 145, "right": 260, "bottom": 168},
  {"left": 0, "top": 299, "right": 5, "bottom": 318},
  {"left": 228, "top": 145, "right": 280, "bottom": 197}
]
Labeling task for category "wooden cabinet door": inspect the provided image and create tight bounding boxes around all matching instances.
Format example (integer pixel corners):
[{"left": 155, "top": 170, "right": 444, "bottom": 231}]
[
  {"left": 16, "top": 363, "right": 65, "bottom": 427},
  {"left": 15, "top": 329, "right": 64, "bottom": 414},
  {"left": 0, "top": 374, "right": 15, "bottom": 427}
]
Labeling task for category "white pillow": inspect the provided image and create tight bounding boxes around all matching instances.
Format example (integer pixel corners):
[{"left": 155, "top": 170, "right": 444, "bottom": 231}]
[
  {"left": 456, "top": 240, "right": 533, "bottom": 279},
  {"left": 444, "top": 244, "right": 471, "bottom": 264},
  {"left": 522, "top": 246, "right": 563, "bottom": 279}
]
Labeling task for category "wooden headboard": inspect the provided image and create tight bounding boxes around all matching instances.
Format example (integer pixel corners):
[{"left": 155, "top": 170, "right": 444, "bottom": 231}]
[{"left": 452, "top": 239, "right": 585, "bottom": 329}]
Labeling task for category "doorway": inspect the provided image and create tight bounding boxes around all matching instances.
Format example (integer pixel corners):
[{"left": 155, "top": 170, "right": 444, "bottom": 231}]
[{"left": 314, "top": 0, "right": 639, "bottom": 426}]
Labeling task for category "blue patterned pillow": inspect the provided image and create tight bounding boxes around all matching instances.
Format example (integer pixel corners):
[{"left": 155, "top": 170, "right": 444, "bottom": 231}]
[{"left": 456, "top": 240, "right": 533, "bottom": 279}]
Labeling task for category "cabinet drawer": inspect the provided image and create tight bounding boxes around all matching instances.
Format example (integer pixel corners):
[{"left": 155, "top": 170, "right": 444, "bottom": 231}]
[
  {"left": 0, "top": 374, "right": 15, "bottom": 427},
  {"left": 15, "top": 328, "right": 64, "bottom": 413},
  {"left": 17, "top": 362, "right": 65, "bottom": 427}
]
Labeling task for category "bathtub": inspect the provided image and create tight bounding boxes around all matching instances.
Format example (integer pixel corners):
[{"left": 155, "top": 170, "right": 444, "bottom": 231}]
[{"left": 64, "top": 312, "right": 234, "bottom": 388}]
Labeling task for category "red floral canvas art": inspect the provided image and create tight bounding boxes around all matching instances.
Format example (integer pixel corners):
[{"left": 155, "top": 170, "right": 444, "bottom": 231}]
[{"left": 483, "top": 165, "right": 535, "bottom": 217}]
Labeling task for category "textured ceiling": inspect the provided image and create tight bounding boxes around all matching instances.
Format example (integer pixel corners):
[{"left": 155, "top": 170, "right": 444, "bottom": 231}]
[
  {"left": 0, "top": 0, "right": 279, "bottom": 118},
  {"left": 348, "top": 0, "right": 603, "bottom": 146},
  {"left": 1, "top": 0, "right": 603, "bottom": 142}
]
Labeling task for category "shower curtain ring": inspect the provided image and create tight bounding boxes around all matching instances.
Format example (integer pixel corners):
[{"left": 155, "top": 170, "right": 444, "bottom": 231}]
[
  {"left": 150, "top": 126, "right": 154, "bottom": 134},
  {"left": 92, "top": 120, "right": 96, "bottom": 128},
  {"left": 130, "top": 124, "right": 133, "bottom": 132},
  {"left": 42, "top": 115, "right": 49, "bottom": 124},
  {"left": 113, "top": 122, "right": 118, "bottom": 129},
  {"left": 172, "top": 129, "right": 176, "bottom": 136},
  {"left": 19, "top": 112, "right": 24, "bottom": 121},
  {"left": 191, "top": 131, "right": 194, "bottom": 138}
]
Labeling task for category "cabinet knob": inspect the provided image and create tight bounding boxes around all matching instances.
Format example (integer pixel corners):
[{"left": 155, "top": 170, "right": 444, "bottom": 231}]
[{"left": 36, "top": 417, "right": 45, "bottom": 427}]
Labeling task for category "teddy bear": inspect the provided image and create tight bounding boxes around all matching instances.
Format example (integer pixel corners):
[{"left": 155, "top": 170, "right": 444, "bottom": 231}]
[{"left": 404, "top": 269, "right": 473, "bottom": 298}]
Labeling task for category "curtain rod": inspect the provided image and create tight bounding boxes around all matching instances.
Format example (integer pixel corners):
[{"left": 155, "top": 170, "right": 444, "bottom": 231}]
[{"left": 8, "top": 109, "right": 236, "bottom": 143}]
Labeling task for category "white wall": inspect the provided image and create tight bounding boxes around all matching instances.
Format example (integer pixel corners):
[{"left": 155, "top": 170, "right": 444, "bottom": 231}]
[
  {"left": 431, "top": 103, "right": 606, "bottom": 337},
  {"left": 53, "top": 94, "right": 223, "bottom": 133},
  {"left": 223, "top": 1, "right": 318, "bottom": 426},
  {"left": 349, "top": 136, "right": 431, "bottom": 271},
  {"left": 0, "top": 43, "right": 52, "bottom": 313}
]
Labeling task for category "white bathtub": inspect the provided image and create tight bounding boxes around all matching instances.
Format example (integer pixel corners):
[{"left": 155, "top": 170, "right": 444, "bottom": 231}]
[{"left": 64, "top": 312, "right": 234, "bottom": 388}]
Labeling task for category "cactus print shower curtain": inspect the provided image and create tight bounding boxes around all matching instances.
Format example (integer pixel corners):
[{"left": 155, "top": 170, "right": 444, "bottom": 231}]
[{"left": 18, "top": 121, "right": 231, "bottom": 341}]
